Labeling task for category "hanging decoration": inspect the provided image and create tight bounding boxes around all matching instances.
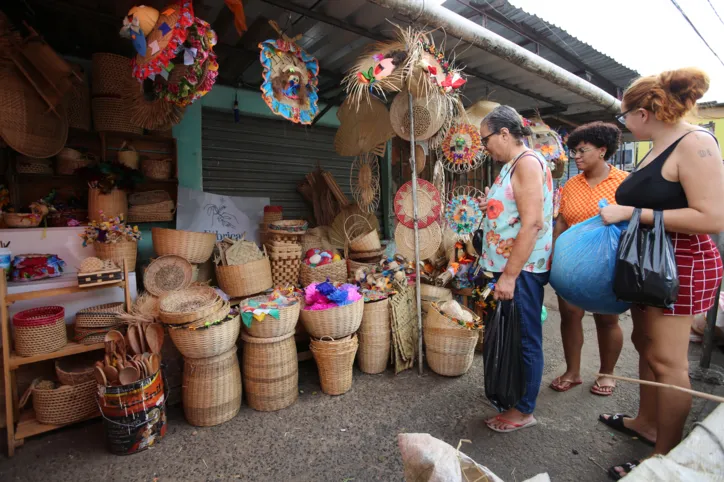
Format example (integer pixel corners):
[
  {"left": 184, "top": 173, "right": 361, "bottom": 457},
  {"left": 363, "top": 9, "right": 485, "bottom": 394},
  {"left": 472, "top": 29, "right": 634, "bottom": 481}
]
[
  {"left": 526, "top": 117, "right": 568, "bottom": 179},
  {"left": 341, "top": 38, "right": 408, "bottom": 107},
  {"left": 440, "top": 121, "right": 487, "bottom": 173},
  {"left": 350, "top": 153, "right": 381, "bottom": 214},
  {"left": 394, "top": 179, "right": 441, "bottom": 229},
  {"left": 334, "top": 96, "right": 394, "bottom": 157},
  {"left": 464, "top": 99, "right": 500, "bottom": 129},
  {"left": 389, "top": 88, "right": 446, "bottom": 142},
  {"left": 224, "top": 0, "right": 248, "bottom": 36},
  {"left": 445, "top": 186, "right": 484, "bottom": 242},
  {"left": 258, "top": 20, "right": 319, "bottom": 125},
  {"left": 394, "top": 221, "right": 442, "bottom": 262}
]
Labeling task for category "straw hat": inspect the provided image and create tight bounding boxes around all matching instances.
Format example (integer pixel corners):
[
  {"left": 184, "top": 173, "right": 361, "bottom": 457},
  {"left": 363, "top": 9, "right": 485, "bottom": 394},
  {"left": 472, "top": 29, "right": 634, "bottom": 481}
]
[
  {"left": 335, "top": 96, "right": 394, "bottom": 156},
  {"left": 441, "top": 122, "right": 485, "bottom": 173},
  {"left": 389, "top": 89, "right": 446, "bottom": 141},
  {"left": 394, "top": 221, "right": 442, "bottom": 261},
  {"left": 123, "top": 71, "right": 184, "bottom": 130},
  {"left": 341, "top": 39, "right": 407, "bottom": 106},
  {"left": 0, "top": 62, "right": 68, "bottom": 158},
  {"left": 394, "top": 179, "right": 441, "bottom": 229},
  {"left": 464, "top": 99, "right": 500, "bottom": 129}
]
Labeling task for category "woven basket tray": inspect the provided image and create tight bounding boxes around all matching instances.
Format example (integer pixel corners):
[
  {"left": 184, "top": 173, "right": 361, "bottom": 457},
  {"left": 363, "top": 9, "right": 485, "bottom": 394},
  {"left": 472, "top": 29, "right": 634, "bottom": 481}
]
[
  {"left": 300, "top": 259, "right": 347, "bottom": 286},
  {"left": 159, "top": 286, "right": 222, "bottom": 325},
  {"left": 216, "top": 257, "right": 273, "bottom": 298},
  {"left": 75, "top": 302, "right": 124, "bottom": 328},
  {"left": 32, "top": 380, "right": 99, "bottom": 425},
  {"left": 300, "top": 298, "right": 363, "bottom": 339}
]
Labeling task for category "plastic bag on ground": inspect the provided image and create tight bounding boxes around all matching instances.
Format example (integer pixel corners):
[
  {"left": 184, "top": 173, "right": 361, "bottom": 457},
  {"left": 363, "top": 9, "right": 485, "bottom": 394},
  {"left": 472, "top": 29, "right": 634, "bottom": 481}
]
[
  {"left": 550, "top": 200, "right": 630, "bottom": 314},
  {"left": 483, "top": 300, "right": 525, "bottom": 411}
]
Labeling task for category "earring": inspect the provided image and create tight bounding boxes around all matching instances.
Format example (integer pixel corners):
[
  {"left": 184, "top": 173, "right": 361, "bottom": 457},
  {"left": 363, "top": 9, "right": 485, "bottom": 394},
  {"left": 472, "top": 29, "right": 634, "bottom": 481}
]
[{"left": 600, "top": 154, "right": 604, "bottom": 158}]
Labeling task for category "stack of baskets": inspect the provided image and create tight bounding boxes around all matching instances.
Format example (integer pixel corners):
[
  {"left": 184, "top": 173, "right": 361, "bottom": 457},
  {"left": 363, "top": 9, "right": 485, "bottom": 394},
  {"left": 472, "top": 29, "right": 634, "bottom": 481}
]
[
  {"left": 239, "top": 294, "right": 301, "bottom": 412},
  {"left": 266, "top": 220, "right": 308, "bottom": 287},
  {"left": 91, "top": 53, "right": 142, "bottom": 134},
  {"left": 73, "top": 302, "right": 125, "bottom": 345},
  {"left": 128, "top": 191, "right": 175, "bottom": 223},
  {"left": 423, "top": 302, "right": 482, "bottom": 377},
  {"left": 259, "top": 206, "right": 283, "bottom": 245},
  {"left": 160, "top": 285, "right": 242, "bottom": 427},
  {"left": 345, "top": 215, "right": 384, "bottom": 278},
  {"left": 12, "top": 306, "right": 67, "bottom": 357}
]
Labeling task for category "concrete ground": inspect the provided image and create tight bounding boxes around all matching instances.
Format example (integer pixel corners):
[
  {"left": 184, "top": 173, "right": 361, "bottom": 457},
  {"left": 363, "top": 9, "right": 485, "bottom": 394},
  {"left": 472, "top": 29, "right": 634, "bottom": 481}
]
[{"left": 1, "top": 287, "right": 723, "bottom": 481}]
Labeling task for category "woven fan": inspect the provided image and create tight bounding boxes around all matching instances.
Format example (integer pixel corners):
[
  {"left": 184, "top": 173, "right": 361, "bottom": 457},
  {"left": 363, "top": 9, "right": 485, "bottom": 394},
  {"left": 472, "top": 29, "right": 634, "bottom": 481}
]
[
  {"left": 334, "top": 96, "right": 394, "bottom": 156},
  {"left": 350, "top": 153, "right": 380, "bottom": 214},
  {"left": 440, "top": 121, "right": 487, "bottom": 173},
  {"left": 445, "top": 186, "right": 484, "bottom": 242},
  {"left": 390, "top": 89, "right": 446, "bottom": 142}
]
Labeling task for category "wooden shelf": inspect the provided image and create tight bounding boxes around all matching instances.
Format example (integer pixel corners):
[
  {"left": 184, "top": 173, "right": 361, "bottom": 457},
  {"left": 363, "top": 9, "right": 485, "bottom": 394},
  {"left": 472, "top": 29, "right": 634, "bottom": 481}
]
[
  {"left": 9, "top": 341, "right": 104, "bottom": 369},
  {"left": 14, "top": 408, "right": 100, "bottom": 441},
  {"left": 6, "top": 280, "right": 125, "bottom": 304}
]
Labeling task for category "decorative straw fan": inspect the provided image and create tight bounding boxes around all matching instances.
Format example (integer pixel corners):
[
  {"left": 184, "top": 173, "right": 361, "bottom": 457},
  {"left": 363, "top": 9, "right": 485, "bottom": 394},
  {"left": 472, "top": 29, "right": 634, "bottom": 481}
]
[
  {"left": 445, "top": 186, "right": 484, "bottom": 242},
  {"left": 404, "top": 30, "right": 467, "bottom": 100},
  {"left": 389, "top": 89, "right": 446, "bottom": 142},
  {"left": 334, "top": 96, "right": 395, "bottom": 156},
  {"left": 394, "top": 179, "right": 441, "bottom": 229},
  {"left": 350, "top": 153, "right": 380, "bottom": 214},
  {"left": 440, "top": 121, "right": 487, "bottom": 173},
  {"left": 329, "top": 204, "right": 380, "bottom": 250}
]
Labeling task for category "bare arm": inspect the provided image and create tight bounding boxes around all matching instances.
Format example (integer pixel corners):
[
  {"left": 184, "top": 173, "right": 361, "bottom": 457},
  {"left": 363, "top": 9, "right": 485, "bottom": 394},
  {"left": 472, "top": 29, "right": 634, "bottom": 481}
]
[{"left": 504, "top": 155, "right": 545, "bottom": 278}]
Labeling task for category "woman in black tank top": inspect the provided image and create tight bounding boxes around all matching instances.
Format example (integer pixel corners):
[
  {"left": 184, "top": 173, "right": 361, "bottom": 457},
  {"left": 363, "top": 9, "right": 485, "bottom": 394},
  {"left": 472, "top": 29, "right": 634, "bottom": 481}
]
[{"left": 595, "top": 68, "right": 724, "bottom": 480}]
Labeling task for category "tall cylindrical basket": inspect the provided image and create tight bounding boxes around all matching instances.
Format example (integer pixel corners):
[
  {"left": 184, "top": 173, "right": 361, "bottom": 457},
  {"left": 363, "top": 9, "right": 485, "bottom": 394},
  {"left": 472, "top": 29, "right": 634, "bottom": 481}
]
[
  {"left": 358, "top": 298, "right": 390, "bottom": 374},
  {"left": 240, "top": 332, "right": 298, "bottom": 411},
  {"left": 88, "top": 187, "right": 127, "bottom": 222}
]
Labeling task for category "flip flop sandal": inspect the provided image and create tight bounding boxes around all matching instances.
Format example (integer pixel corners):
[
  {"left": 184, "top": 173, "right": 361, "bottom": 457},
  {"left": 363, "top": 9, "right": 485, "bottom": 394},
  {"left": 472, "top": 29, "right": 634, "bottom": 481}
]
[
  {"left": 486, "top": 416, "right": 538, "bottom": 433},
  {"left": 608, "top": 460, "right": 640, "bottom": 480},
  {"left": 549, "top": 377, "right": 582, "bottom": 392},
  {"left": 591, "top": 380, "right": 615, "bottom": 396},
  {"left": 598, "top": 413, "right": 655, "bottom": 446}
]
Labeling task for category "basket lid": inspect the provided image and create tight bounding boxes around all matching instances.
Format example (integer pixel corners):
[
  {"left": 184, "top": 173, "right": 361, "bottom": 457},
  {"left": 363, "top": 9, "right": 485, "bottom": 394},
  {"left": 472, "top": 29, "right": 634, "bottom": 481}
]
[
  {"left": 144, "top": 255, "right": 193, "bottom": 296},
  {"left": 13, "top": 306, "right": 64, "bottom": 327}
]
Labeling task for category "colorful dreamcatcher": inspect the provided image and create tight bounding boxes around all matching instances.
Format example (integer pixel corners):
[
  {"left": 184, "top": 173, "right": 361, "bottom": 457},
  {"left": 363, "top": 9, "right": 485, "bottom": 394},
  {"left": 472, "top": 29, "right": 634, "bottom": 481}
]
[
  {"left": 350, "top": 153, "right": 381, "bottom": 214},
  {"left": 445, "top": 186, "right": 484, "bottom": 241},
  {"left": 259, "top": 21, "right": 319, "bottom": 125},
  {"left": 440, "top": 122, "right": 488, "bottom": 173}
]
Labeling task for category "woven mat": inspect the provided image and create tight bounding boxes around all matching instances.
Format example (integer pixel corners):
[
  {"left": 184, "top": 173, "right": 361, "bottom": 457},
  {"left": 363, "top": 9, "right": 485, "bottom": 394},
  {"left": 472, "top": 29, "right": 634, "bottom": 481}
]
[{"left": 389, "top": 282, "right": 418, "bottom": 374}]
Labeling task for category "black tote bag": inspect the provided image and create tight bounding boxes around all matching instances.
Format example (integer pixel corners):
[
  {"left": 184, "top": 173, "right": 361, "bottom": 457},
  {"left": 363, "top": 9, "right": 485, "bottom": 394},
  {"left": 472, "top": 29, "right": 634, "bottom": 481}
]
[{"left": 613, "top": 208, "right": 679, "bottom": 308}]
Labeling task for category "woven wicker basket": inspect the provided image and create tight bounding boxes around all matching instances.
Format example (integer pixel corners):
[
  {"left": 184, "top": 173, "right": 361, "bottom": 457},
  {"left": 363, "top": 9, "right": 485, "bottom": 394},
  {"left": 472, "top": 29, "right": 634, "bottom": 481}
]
[
  {"left": 73, "top": 326, "right": 116, "bottom": 345},
  {"left": 3, "top": 213, "right": 42, "bottom": 228},
  {"left": 216, "top": 256, "right": 273, "bottom": 297},
  {"left": 169, "top": 313, "right": 240, "bottom": 358},
  {"left": 423, "top": 304, "right": 481, "bottom": 377},
  {"left": 240, "top": 331, "right": 298, "bottom": 411},
  {"left": 118, "top": 142, "right": 139, "bottom": 169},
  {"left": 31, "top": 380, "right": 99, "bottom": 425},
  {"left": 55, "top": 358, "right": 96, "bottom": 386},
  {"left": 310, "top": 335, "right": 359, "bottom": 396},
  {"left": 16, "top": 160, "right": 53, "bottom": 175},
  {"left": 263, "top": 206, "right": 283, "bottom": 223},
  {"left": 152, "top": 228, "right": 216, "bottom": 264},
  {"left": 75, "top": 302, "right": 124, "bottom": 329},
  {"left": 358, "top": 299, "right": 390, "bottom": 374},
  {"left": 142, "top": 158, "right": 173, "bottom": 180},
  {"left": 94, "top": 240, "right": 137, "bottom": 272},
  {"left": 300, "top": 298, "right": 364, "bottom": 339},
  {"left": 300, "top": 259, "right": 347, "bottom": 286},
  {"left": 57, "top": 148, "right": 95, "bottom": 175},
  {"left": 128, "top": 209, "right": 174, "bottom": 223},
  {"left": 92, "top": 97, "right": 143, "bottom": 134},
  {"left": 88, "top": 187, "right": 128, "bottom": 222},
  {"left": 183, "top": 346, "right": 242, "bottom": 427},
  {"left": 92, "top": 53, "right": 131, "bottom": 97},
  {"left": 242, "top": 296, "right": 300, "bottom": 338},
  {"left": 349, "top": 230, "right": 381, "bottom": 253},
  {"left": 159, "top": 286, "right": 222, "bottom": 325},
  {"left": 13, "top": 306, "right": 67, "bottom": 357}
]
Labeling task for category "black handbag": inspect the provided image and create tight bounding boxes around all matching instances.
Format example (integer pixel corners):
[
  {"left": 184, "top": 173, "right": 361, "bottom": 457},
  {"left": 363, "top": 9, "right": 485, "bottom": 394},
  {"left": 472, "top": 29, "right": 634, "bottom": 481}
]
[{"left": 613, "top": 208, "right": 679, "bottom": 308}]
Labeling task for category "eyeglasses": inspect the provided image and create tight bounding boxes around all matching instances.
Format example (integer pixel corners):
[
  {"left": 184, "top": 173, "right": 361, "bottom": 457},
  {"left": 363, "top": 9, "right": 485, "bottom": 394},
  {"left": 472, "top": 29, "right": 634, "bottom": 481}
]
[
  {"left": 568, "top": 147, "right": 596, "bottom": 158},
  {"left": 615, "top": 107, "right": 635, "bottom": 125},
  {"left": 481, "top": 131, "right": 499, "bottom": 147}
]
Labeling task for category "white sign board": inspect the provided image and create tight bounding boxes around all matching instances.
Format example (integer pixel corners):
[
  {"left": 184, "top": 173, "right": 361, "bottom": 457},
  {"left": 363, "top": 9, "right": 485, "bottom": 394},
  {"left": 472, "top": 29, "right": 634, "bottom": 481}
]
[{"left": 176, "top": 187, "right": 269, "bottom": 244}]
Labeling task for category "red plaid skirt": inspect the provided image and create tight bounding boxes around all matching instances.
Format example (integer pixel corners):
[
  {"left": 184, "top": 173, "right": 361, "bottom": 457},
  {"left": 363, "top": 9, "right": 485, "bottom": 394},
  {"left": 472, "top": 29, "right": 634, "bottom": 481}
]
[{"left": 664, "top": 233, "right": 723, "bottom": 316}]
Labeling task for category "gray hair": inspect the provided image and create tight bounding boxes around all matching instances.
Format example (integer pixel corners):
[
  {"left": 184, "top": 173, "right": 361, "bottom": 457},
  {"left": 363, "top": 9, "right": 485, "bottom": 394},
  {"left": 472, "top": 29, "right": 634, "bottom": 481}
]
[{"left": 482, "top": 105, "right": 532, "bottom": 144}]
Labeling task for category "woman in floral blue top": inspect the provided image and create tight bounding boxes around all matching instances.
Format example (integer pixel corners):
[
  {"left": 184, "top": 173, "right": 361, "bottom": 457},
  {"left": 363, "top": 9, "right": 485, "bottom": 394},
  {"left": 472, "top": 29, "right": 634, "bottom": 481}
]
[{"left": 479, "top": 106, "right": 554, "bottom": 433}]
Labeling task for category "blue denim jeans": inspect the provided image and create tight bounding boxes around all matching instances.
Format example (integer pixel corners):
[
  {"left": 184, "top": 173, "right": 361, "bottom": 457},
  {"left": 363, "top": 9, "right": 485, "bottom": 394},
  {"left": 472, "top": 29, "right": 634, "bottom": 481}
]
[{"left": 492, "top": 270, "right": 549, "bottom": 414}]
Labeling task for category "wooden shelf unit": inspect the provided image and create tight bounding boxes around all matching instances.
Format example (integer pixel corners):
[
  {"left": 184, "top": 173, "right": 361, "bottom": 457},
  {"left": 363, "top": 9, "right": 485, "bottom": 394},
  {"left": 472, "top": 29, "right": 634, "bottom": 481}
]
[{"left": 1, "top": 262, "right": 131, "bottom": 457}]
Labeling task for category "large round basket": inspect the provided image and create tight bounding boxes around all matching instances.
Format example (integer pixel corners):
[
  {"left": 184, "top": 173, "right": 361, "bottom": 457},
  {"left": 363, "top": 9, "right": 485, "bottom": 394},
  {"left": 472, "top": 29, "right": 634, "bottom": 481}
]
[
  {"left": 299, "top": 259, "right": 347, "bottom": 286},
  {"left": 93, "top": 240, "right": 137, "bottom": 272},
  {"left": 30, "top": 380, "right": 98, "bottom": 425},
  {"left": 300, "top": 298, "right": 363, "bottom": 339},
  {"left": 183, "top": 346, "right": 242, "bottom": 427},
  {"left": 169, "top": 312, "right": 240, "bottom": 359},
  {"left": 310, "top": 335, "right": 359, "bottom": 396},
  {"left": 152, "top": 228, "right": 216, "bottom": 264},
  {"left": 216, "top": 257, "right": 273, "bottom": 298},
  {"left": 358, "top": 298, "right": 390, "bottom": 374},
  {"left": 241, "top": 296, "right": 300, "bottom": 338},
  {"left": 88, "top": 187, "right": 127, "bottom": 222},
  {"left": 13, "top": 306, "right": 67, "bottom": 357},
  {"left": 423, "top": 303, "right": 481, "bottom": 377},
  {"left": 240, "top": 332, "right": 298, "bottom": 411}
]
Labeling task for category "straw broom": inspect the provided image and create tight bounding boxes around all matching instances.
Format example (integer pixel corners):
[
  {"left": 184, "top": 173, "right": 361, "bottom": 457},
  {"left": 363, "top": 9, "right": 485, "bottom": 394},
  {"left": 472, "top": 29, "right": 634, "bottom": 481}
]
[{"left": 597, "top": 373, "right": 724, "bottom": 403}]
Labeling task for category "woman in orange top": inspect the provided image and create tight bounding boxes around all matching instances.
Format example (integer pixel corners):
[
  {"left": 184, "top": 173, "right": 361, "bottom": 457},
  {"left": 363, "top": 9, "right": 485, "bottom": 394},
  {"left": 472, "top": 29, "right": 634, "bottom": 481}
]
[{"left": 550, "top": 122, "right": 628, "bottom": 395}]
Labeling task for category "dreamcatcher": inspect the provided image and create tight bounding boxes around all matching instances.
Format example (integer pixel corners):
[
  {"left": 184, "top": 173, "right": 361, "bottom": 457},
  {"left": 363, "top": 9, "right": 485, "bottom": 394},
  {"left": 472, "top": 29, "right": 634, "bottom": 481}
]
[
  {"left": 350, "top": 153, "right": 381, "bottom": 214},
  {"left": 445, "top": 186, "right": 484, "bottom": 242},
  {"left": 440, "top": 122, "right": 488, "bottom": 173}
]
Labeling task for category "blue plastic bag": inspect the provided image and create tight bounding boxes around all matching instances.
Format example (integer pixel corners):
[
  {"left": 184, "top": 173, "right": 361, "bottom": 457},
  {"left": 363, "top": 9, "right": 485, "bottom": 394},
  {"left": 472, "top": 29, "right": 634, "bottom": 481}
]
[{"left": 550, "top": 200, "right": 631, "bottom": 314}]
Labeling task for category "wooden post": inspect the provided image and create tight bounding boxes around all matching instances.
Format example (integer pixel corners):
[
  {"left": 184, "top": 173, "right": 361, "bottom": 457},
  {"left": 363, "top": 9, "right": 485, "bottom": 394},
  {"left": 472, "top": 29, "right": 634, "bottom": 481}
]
[
  {"left": 122, "top": 259, "right": 132, "bottom": 311},
  {"left": 1, "top": 274, "right": 16, "bottom": 456}
]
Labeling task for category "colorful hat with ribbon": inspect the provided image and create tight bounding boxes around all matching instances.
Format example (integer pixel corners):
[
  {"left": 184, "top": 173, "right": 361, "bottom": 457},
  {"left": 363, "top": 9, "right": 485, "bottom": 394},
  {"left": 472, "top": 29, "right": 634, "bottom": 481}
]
[
  {"left": 441, "top": 122, "right": 486, "bottom": 173},
  {"left": 525, "top": 117, "right": 568, "bottom": 177},
  {"left": 259, "top": 21, "right": 319, "bottom": 125},
  {"left": 408, "top": 33, "right": 467, "bottom": 99},
  {"left": 341, "top": 39, "right": 407, "bottom": 107}
]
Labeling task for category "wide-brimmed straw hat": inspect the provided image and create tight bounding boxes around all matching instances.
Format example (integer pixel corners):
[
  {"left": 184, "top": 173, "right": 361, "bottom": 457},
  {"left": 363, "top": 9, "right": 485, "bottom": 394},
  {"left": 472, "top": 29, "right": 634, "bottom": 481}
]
[
  {"left": 335, "top": 96, "right": 395, "bottom": 156},
  {"left": 389, "top": 89, "right": 446, "bottom": 141},
  {"left": 464, "top": 99, "right": 500, "bottom": 129}
]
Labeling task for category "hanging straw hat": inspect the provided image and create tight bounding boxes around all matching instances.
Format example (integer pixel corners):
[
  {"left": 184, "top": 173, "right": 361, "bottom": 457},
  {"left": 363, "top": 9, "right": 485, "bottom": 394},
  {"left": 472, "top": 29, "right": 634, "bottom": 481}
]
[
  {"left": 334, "top": 96, "right": 394, "bottom": 156},
  {"left": 123, "top": 69, "right": 184, "bottom": 130},
  {"left": 350, "top": 153, "right": 380, "bottom": 214},
  {"left": 341, "top": 38, "right": 407, "bottom": 107},
  {"left": 394, "top": 179, "right": 441, "bottom": 229},
  {"left": 394, "top": 221, "right": 442, "bottom": 261},
  {"left": 389, "top": 89, "right": 446, "bottom": 142},
  {"left": 441, "top": 122, "right": 486, "bottom": 174},
  {"left": 0, "top": 62, "right": 67, "bottom": 158},
  {"left": 464, "top": 99, "right": 500, "bottom": 129}
]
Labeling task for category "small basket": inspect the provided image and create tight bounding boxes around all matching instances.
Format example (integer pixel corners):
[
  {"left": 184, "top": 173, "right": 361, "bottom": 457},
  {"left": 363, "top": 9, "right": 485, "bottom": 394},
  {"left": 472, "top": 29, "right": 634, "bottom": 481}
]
[
  {"left": 300, "top": 298, "right": 364, "bottom": 339},
  {"left": 263, "top": 206, "right": 283, "bottom": 223},
  {"left": 345, "top": 215, "right": 381, "bottom": 252},
  {"left": 310, "top": 335, "right": 359, "bottom": 396},
  {"left": 358, "top": 299, "right": 390, "bottom": 374},
  {"left": 142, "top": 158, "right": 173, "bottom": 180},
  {"left": 92, "top": 97, "right": 143, "bottom": 134},
  {"left": 117, "top": 141, "right": 139, "bottom": 169},
  {"left": 347, "top": 259, "right": 378, "bottom": 278},
  {"left": 216, "top": 257, "right": 273, "bottom": 298},
  {"left": 300, "top": 259, "right": 347, "bottom": 286},
  {"left": 57, "top": 148, "right": 95, "bottom": 175},
  {"left": 73, "top": 326, "right": 117, "bottom": 345},
  {"left": 29, "top": 380, "right": 99, "bottom": 425},
  {"left": 240, "top": 331, "right": 298, "bottom": 411},
  {"left": 169, "top": 313, "right": 240, "bottom": 358},
  {"left": 152, "top": 228, "right": 216, "bottom": 264},
  {"left": 13, "top": 306, "right": 67, "bottom": 357},
  {"left": 241, "top": 296, "right": 300, "bottom": 338},
  {"left": 75, "top": 302, "right": 124, "bottom": 329},
  {"left": 93, "top": 240, "right": 137, "bottom": 272},
  {"left": 423, "top": 303, "right": 481, "bottom": 377},
  {"left": 3, "top": 213, "right": 42, "bottom": 228},
  {"left": 55, "top": 357, "right": 97, "bottom": 386}
]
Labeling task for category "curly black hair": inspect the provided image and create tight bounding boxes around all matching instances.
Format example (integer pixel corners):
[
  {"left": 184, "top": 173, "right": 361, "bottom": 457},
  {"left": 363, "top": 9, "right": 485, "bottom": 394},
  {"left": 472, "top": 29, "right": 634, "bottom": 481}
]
[{"left": 566, "top": 121, "right": 622, "bottom": 160}]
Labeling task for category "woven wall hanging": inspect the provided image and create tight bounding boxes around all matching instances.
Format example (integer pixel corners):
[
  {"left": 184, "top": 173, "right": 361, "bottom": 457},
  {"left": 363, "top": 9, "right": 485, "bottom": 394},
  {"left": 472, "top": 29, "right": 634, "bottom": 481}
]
[
  {"left": 440, "top": 122, "right": 486, "bottom": 173},
  {"left": 394, "top": 179, "right": 441, "bottom": 229},
  {"left": 445, "top": 186, "right": 484, "bottom": 242},
  {"left": 350, "top": 153, "right": 380, "bottom": 214}
]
